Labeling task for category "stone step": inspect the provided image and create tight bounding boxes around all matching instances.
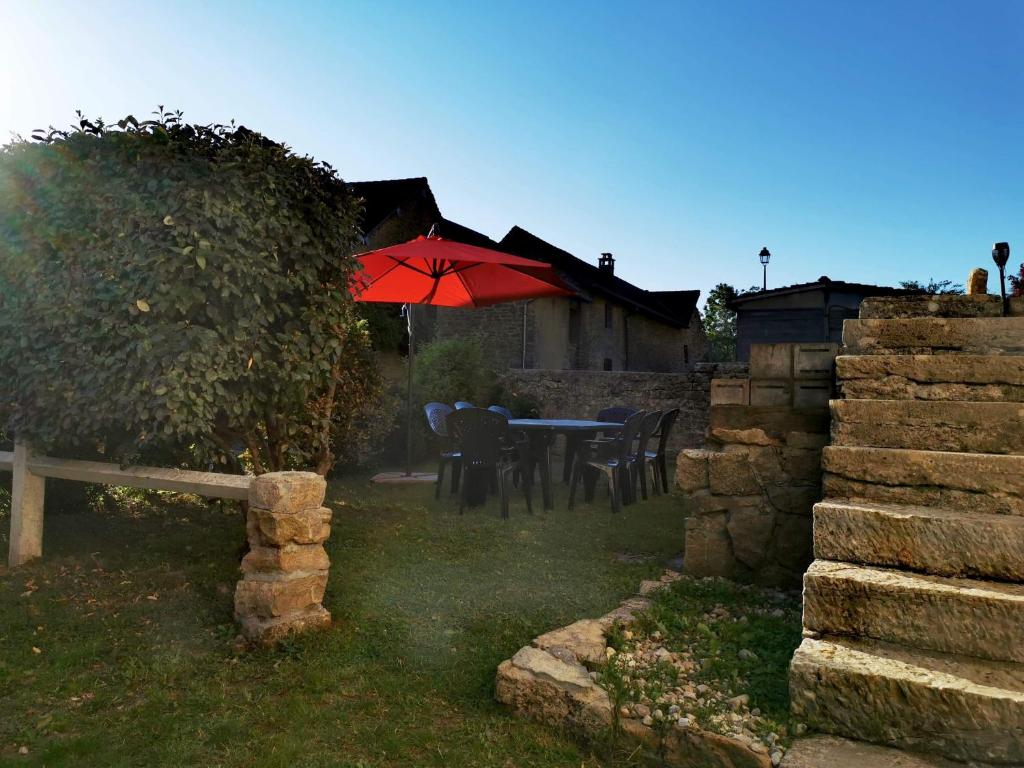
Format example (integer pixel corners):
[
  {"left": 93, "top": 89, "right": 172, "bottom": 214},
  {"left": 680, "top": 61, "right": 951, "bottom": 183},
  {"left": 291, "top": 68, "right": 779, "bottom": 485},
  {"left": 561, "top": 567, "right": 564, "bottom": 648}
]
[
  {"left": 859, "top": 294, "right": 1004, "bottom": 320},
  {"left": 831, "top": 399, "right": 1024, "bottom": 454},
  {"left": 822, "top": 446, "right": 1024, "bottom": 516},
  {"left": 802, "top": 560, "right": 1024, "bottom": 663},
  {"left": 790, "top": 635, "right": 1024, "bottom": 764},
  {"left": 780, "top": 734, "right": 978, "bottom": 768},
  {"left": 837, "top": 354, "right": 1024, "bottom": 402},
  {"left": 813, "top": 500, "right": 1024, "bottom": 582},
  {"left": 842, "top": 318, "right": 1024, "bottom": 356}
]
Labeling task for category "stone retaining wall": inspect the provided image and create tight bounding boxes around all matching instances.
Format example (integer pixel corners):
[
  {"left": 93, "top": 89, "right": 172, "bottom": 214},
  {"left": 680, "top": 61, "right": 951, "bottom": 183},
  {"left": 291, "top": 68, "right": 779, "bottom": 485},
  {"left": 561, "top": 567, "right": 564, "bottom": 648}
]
[
  {"left": 502, "top": 363, "right": 749, "bottom": 452},
  {"left": 234, "top": 471, "right": 333, "bottom": 646},
  {"left": 495, "top": 572, "right": 773, "bottom": 768}
]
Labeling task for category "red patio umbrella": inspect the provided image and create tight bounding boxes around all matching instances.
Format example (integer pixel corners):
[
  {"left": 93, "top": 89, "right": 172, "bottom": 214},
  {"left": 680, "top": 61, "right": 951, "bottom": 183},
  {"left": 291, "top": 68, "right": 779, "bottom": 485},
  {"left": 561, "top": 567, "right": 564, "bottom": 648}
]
[{"left": 351, "top": 229, "right": 575, "bottom": 475}]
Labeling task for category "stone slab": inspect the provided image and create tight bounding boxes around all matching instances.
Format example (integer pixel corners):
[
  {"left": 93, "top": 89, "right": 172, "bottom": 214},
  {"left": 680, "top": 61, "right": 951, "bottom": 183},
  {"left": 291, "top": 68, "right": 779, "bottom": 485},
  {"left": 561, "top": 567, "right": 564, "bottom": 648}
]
[
  {"left": 709, "top": 405, "right": 830, "bottom": 440},
  {"left": 249, "top": 471, "right": 326, "bottom": 514},
  {"left": 837, "top": 355, "right": 1024, "bottom": 402},
  {"left": 750, "top": 343, "right": 794, "bottom": 379},
  {"left": 790, "top": 635, "right": 1024, "bottom": 764},
  {"left": 802, "top": 560, "right": 1024, "bottom": 663},
  {"left": 793, "top": 381, "right": 833, "bottom": 409},
  {"left": 750, "top": 379, "right": 793, "bottom": 407},
  {"left": 709, "top": 451, "right": 760, "bottom": 495},
  {"left": 842, "top": 317, "right": 1024, "bottom": 356},
  {"left": 794, "top": 343, "right": 839, "bottom": 379},
  {"left": 676, "top": 449, "right": 710, "bottom": 492},
  {"left": 831, "top": 399, "right": 1024, "bottom": 454},
  {"left": 822, "top": 446, "right": 1024, "bottom": 516},
  {"left": 683, "top": 512, "right": 736, "bottom": 579},
  {"left": 780, "top": 735, "right": 975, "bottom": 768},
  {"left": 814, "top": 500, "right": 1024, "bottom": 581},
  {"left": 712, "top": 378, "right": 751, "bottom": 406},
  {"left": 859, "top": 294, "right": 1003, "bottom": 320}
]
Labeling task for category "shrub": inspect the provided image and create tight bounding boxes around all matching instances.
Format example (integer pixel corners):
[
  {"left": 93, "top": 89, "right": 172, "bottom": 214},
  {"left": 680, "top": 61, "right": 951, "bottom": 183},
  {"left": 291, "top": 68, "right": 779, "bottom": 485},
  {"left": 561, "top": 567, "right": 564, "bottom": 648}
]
[
  {"left": 413, "top": 337, "right": 502, "bottom": 408},
  {"left": 0, "top": 109, "right": 385, "bottom": 475}
]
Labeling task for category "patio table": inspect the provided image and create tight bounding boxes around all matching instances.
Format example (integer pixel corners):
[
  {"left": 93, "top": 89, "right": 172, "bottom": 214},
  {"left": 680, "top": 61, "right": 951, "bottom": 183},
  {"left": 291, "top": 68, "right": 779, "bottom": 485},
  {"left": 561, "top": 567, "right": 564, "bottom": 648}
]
[{"left": 508, "top": 419, "right": 623, "bottom": 510}]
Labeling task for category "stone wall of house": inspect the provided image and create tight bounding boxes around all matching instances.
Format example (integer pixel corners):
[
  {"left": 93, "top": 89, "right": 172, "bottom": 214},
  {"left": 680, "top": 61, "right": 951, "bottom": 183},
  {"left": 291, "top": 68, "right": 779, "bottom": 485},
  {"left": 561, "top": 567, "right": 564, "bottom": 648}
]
[
  {"left": 501, "top": 363, "right": 749, "bottom": 452},
  {"left": 673, "top": 343, "right": 838, "bottom": 588},
  {"left": 433, "top": 297, "right": 707, "bottom": 373}
]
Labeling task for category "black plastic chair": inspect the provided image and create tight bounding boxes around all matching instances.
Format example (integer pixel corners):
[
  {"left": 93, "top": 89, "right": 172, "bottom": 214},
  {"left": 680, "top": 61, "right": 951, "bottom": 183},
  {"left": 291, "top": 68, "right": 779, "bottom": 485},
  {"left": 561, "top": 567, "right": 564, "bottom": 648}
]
[
  {"left": 448, "top": 408, "right": 532, "bottom": 518},
  {"left": 569, "top": 410, "right": 645, "bottom": 514},
  {"left": 631, "top": 410, "right": 663, "bottom": 501},
  {"left": 424, "top": 402, "right": 462, "bottom": 500},
  {"left": 563, "top": 405, "right": 638, "bottom": 484},
  {"left": 646, "top": 408, "right": 680, "bottom": 494},
  {"left": 488, "top": 404, "right": 514, "bottom": 420},
  {"left": 454, "top": 401, "right": 475, "bottom": 410}
]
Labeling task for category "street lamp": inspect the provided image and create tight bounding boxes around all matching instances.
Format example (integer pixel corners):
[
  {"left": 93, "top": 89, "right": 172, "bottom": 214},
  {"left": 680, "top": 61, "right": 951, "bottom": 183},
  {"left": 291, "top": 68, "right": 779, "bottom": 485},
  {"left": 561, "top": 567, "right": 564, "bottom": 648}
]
[
  {"left": 993, "top": 241, "right": 1010, "bottom": 314},
  {"left": 759, "top": 247, "right": 771, "bottom": 291}
]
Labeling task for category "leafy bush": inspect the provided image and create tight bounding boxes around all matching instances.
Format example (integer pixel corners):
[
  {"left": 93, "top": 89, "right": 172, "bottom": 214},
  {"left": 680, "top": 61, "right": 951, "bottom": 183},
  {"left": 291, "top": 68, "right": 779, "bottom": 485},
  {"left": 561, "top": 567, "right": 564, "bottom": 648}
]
[
  {"left": 413, "top": 338, "right": 503, "bottom": 408},
  {"left": 0, "top": 109, "right": 385, "bottom": 475}
]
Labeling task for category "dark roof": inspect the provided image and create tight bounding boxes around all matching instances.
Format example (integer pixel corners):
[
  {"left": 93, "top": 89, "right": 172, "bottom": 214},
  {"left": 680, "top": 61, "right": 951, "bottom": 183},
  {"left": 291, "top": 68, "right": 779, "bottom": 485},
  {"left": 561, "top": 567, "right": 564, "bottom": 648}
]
[
  {"left": 349, "top": 177, "right": 440, "bottom": 238},
  {"left": 728, "top": 276, "right": 913, "bottom": 308},
  {"left": 499, "top": 226, "right": 699, "bottom": 328},
  {"left": 432, "top": 218, "right": 503, "bottom": 249}
]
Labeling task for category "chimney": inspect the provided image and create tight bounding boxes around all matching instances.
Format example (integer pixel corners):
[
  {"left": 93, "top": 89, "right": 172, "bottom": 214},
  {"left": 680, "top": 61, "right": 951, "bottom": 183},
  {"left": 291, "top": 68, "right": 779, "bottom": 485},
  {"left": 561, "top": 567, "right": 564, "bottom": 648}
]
[{"left": 599, "top": 252, "right": 615, "bottom": 274}]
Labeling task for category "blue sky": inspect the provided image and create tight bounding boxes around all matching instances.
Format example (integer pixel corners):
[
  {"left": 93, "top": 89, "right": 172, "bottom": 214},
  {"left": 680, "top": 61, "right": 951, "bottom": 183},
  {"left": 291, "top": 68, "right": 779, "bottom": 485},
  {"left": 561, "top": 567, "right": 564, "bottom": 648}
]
[{"left": 3, "top": 0, "right": 1021, "bottom": 304}]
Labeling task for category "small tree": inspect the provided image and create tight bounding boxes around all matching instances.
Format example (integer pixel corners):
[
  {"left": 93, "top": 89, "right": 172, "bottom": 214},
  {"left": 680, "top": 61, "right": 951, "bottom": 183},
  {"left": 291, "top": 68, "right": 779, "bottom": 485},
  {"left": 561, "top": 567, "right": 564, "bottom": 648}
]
[
  {"left": 1009, "top": 264, "right": 1024, "bottom": 297},
  {"left": 0, "top": 109, "right": 386, "bottom": 475},
  {"left": 898, "top": 278, "right": 964, "bottom": 295},
  {"left": 702, "top": 283, "right": 740, "bottom": 362}
]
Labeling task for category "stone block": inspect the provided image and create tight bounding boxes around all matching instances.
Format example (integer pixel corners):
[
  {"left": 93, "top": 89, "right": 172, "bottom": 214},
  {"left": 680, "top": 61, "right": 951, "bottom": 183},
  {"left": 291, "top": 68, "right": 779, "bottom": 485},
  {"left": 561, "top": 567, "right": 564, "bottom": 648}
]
[
  {"left": 708, "top": 451, "right": 760, "bottom": 495},
  {"left": 831, "top": 399, "right": 1024, "bottom": 454},
  {"left": 793, "top": 381, "right": 833, "bottom": 409},
  {"left": 781, "top": 734, "right": 969, "bottom": 768},
  {"left": 838, "top": 354, "right": 1024, "bottom": 402},
  {"left": 859, "top": 294, "right": 1002, "bottom": 319},
  {"left": 793, "top": 343, "right": 838, "bottom": 379},
  {"left": 842, "top": 317, "right": 1024, "bottom": 355},
  {"left": 249, "top": 471, "right": 326, "bottom": 514},
  {"left": 691, "top": 491, "right": 763, "bottom": 515},
  {"left": 750, "top": 379, "right": 792, "bottom": 407},
  {"left": 726, "top": 506, "right": 776, "bottom": 568},
  {"left": 822, "top": 446, "right": 1024, "bottom": 515},
  {"left": 771, "top": 513, "right": 813, "bottom": 572},
  {"left": 675, "top": 449, "right": 710, "bottom": 492},
  {"left": 249, "top": 506, "right": 332, "bottom": 547},
  {"left": 813, "top": 500, "right": 1024, "bottom": 581},
  {"left": 744, "top": 445, "right": 785, "bottom": 485},
  {"left": 710, "top": 378, "right": 750, "bottom": 406},
  {"left": 749, "top": 343, "right": 793, "bottom": 379},
  {"left": 790, "top": 635, "right": 1024, "bottom": 764},
  {"left": 533, "top": 619, "right": 607, "bottom": 666},
  {"left": 710, "top": 405, "right": 831, "bottom": 439},
  {"left": 968, "top": 268, "right": 990, "bottom": 295},
  {"left": 234, "top": 572, "right": 328, "bottom": 619},
  {"left": 782, "top": 448, "right": 822, "bottom": 484},
  {"left": 803, "top": 560, "right": 1024, "bottom": 663},
  {"left": 241, "top": 544, "right": 330, "bottom": 575},
  {"left": 786, "top": 431, "right": 829, "bottom": 449},
  {"left": 707, "top": 427, "right": 780, "bottom": 447},
  {"left": 766, "top": 484, "right": 820, "bottom": 515},
  {"left": 236, "top": 605, "right": 331, "bottom": 646},
  {"left": 683, "top": 512, "right": 736, "bottom": 578}
]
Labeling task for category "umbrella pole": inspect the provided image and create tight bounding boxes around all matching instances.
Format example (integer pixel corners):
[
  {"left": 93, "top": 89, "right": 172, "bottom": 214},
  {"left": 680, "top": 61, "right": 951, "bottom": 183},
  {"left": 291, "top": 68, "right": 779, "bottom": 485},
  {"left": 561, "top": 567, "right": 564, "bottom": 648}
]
[{"left": 405, "top": 303, "right": 414, "bottom": 477}]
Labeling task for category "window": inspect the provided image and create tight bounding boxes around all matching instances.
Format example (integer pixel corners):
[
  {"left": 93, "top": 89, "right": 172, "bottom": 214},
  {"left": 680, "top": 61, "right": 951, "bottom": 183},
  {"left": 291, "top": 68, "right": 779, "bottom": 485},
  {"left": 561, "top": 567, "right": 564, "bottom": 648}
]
[
  {"left": 603, "top": 358, "right": 613, "bottom": 371},
  {"left": 604, "top": 303, "right": 613, "bottom": 329}
]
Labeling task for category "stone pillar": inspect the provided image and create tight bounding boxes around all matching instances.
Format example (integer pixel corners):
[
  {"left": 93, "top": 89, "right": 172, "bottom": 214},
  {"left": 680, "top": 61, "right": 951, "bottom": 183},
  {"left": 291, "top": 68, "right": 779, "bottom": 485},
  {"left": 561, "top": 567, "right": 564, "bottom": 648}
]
[{"left": 234, "top": 471, "right": 332, "bottom": 645}]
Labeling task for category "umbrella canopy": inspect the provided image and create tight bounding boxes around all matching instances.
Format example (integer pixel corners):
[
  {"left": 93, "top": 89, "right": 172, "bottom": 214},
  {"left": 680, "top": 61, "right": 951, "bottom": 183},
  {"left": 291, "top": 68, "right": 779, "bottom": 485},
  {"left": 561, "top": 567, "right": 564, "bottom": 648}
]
[{"left": 351, "top": 233, "right": 574, "bottom": 306}]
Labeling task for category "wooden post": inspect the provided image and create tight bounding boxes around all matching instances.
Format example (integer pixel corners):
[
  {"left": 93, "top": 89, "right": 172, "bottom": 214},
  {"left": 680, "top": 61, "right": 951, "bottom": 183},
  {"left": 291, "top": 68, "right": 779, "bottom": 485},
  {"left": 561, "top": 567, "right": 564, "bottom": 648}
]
[{"left": 9, "top": 441, "right": 45, "bottom": 567}]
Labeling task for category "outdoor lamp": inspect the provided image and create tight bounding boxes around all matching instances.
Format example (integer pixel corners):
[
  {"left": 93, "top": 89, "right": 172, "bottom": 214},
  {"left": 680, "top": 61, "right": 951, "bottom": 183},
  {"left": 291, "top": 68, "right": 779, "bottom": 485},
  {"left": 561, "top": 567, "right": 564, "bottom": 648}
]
[
  {"left": 759, "top": 247, "right": 771, "bottom": 290},
  {"left": 993, "top": 241, "right": 1010, "bottom": 314}
]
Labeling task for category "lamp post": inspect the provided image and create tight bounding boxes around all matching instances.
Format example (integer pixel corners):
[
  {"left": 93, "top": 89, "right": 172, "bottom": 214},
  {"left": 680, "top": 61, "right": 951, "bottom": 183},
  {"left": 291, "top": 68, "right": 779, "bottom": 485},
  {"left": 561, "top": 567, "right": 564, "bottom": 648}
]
[
  {"left": 759, "top": 247, "right": 771, "bottom": 291},
  {"left": 993, "top": 242, "right": 1010, "bottom": 315}
]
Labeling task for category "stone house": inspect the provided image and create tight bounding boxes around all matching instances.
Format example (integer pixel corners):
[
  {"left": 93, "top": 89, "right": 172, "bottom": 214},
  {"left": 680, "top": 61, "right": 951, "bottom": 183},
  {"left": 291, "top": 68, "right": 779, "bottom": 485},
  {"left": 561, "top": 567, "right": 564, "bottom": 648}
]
[
  {"left": 351, "top": 177, "right": 707, "bottom": 372},
  {"left": 728, "top": 277, "right": 910, "bottom": 362}
]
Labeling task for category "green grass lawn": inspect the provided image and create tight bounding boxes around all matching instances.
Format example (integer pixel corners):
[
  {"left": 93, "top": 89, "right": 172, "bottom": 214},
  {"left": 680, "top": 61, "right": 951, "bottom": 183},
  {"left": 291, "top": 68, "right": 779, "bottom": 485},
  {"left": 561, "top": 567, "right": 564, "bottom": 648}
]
[{"left": 0, "top": 470, "right": 692, "bottom": 767}]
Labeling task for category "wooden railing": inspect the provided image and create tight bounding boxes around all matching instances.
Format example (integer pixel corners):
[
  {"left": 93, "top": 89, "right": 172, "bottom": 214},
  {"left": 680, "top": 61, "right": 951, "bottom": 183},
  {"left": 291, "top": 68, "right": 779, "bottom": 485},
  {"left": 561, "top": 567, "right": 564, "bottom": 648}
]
[{"left": 0, "top": 442, "right": 253, "bottom": 567}]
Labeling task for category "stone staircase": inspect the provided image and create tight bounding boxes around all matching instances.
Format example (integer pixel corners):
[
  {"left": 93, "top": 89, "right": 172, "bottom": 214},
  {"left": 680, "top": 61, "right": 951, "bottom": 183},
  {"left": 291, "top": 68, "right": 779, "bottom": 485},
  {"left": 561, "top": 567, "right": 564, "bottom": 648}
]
[{"left": 789, "top": 295, "right": 1024, "bottom": 765}]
